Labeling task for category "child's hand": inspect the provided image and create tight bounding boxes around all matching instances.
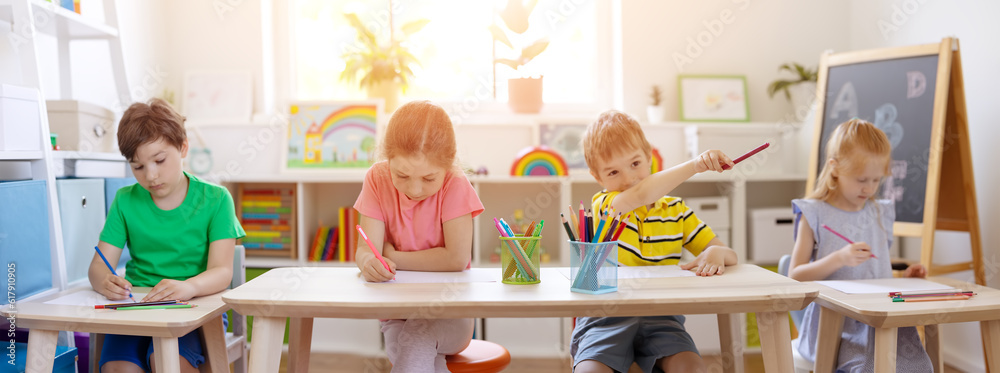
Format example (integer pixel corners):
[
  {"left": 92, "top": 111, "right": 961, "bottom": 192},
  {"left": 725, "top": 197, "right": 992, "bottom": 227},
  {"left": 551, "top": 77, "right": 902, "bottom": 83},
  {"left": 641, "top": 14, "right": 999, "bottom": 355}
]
[
  {"left": 680, "top": 246, "right": 728, "bottom": 276},
  {"left": 143, "top": 279, "right": 198, "bottom": 302},
  {"left": 97, "top": 274, "right": 133, "bottom": 300},
  {"left": 904, "top": 263, "right": 927, "bottom": 278},
  {"left": 360, "top": 255, "right": 397, "bottom": 282},
  {"left": 693, "top": 150, "right": 734, "bottom": 173},
  {"left": 837, "top": 242, "right": 873, "bottom": 267}
]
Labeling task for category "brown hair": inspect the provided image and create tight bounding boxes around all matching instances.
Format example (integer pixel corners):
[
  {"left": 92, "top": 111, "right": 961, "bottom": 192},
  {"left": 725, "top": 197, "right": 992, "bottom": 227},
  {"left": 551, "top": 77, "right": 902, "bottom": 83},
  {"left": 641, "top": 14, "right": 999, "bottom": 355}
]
[
  {"left": 808, "top": 118, "right": 892, "bottom": 201},
  {"left": 582, "top": 110, "right": 652, "bottom": 174},
  {"left": 117, "top": 98, "right": 187, "bottom": 161},
  {"left": 379, "top": 101, "right": 457, "bottom": 169}
]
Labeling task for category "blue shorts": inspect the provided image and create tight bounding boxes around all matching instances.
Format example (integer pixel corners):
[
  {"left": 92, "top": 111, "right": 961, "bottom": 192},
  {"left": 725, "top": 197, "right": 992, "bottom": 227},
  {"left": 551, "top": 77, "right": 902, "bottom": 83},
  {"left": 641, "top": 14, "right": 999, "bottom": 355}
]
[
  {"left": 571, "top": 315, "right": 699, "bottom": 373},
  {"left": 98, "top": 314, "right": 227, "bottom": 371}
]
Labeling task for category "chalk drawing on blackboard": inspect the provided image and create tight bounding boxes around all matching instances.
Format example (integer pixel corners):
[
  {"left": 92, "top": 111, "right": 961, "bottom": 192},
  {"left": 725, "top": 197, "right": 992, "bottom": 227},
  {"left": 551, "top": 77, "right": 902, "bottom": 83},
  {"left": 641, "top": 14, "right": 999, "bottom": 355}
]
[
  {"left": 906, "top": 71, "right": 927, "bottom": 98},
  {"left": 830, "top": 82, "right": 858, "bottom": 120},
  {"left": 883, "top": 160, "right": 907, "bottom": 204},
  {"left": 874, "top": 103, "right": 904, "bottom": 149}
]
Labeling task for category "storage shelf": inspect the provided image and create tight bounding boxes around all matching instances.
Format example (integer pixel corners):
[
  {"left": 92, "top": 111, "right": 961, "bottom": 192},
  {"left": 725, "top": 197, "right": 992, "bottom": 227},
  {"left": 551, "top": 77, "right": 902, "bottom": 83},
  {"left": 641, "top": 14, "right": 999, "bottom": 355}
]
[
  {"left": 29, "top": 0, "right": 118, "bottom": 38},
  {"left": 0, "top": 150, "right": 44, "bottom": 160},
  {"left": 245, "top": 257, "right": 355, "bottom": 268},
  {"left": 51, "top": 150, "right": 124, "bottom": 161}
]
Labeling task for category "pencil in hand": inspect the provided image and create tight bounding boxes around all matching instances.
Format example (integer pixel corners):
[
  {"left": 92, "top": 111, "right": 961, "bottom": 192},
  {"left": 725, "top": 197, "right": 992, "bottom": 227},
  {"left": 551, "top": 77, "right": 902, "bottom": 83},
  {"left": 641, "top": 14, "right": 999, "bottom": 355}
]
[{"left": 822, "top": 224, "right": 876, "bottom": 258}]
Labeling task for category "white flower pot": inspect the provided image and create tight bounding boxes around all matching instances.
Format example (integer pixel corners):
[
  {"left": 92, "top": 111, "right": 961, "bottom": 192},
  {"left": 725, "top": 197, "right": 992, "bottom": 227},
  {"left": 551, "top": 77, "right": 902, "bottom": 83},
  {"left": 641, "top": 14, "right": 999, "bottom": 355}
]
[
  {"left": 647, "top": 105, "right": 666, "bottom": 124},
  {"left": 789, "top": 82, "right": 817, "bottom": 121}
]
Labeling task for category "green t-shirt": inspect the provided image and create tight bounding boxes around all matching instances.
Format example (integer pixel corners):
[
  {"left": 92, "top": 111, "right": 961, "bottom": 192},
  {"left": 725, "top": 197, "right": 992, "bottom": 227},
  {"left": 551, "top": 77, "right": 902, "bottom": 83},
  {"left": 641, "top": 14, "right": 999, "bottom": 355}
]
[{"left": 100, "top": 172, "right": 246, "bottom": 287}]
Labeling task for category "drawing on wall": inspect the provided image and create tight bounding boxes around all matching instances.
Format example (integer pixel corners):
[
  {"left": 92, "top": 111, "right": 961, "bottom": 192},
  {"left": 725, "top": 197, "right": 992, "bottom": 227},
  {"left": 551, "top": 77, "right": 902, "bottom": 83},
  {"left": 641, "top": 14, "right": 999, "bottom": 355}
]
[
  {"left": 284, "top": 101, "right": 381, "bottom": 171},
  {"left": 183, "top": 70, "right": 253, "bottom": 124},
  {"left": 538, "top": 122, "right": 588, "bottom": 170},
  {"left": 678, "top": 75, "right": 750, "bottom": 122}
]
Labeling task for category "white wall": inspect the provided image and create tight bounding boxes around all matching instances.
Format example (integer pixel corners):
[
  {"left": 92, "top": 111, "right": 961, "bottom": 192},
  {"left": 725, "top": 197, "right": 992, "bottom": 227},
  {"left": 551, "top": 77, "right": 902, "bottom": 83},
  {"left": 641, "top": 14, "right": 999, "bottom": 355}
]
[
  {"left": 847, "top": 1, "right": 1000, "bottom": 371},
  {"left": 617, "top": 0, "right": 851, "bottom": 122}
]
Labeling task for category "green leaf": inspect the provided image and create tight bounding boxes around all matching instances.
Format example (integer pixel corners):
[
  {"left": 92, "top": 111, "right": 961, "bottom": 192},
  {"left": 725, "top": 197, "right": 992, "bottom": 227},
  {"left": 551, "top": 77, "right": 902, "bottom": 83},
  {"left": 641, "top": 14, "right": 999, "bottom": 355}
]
[
  {"left": 343, "top": 13, "right": 376, "bottom": 48},
  {"left": 495, "top": 58, "right": 521, "bottom": 70},
  {"left": 488, "top": 24, "right": 513, "bottom": 50},
  {"left": 401, "top": 19, "right": 430, "bottom": 37},
  {"left": 767, "top": 80, "right": 794, "bottom": 100},
  {"left": 519, "top": 39, "right": 549, "bottom": 65}
]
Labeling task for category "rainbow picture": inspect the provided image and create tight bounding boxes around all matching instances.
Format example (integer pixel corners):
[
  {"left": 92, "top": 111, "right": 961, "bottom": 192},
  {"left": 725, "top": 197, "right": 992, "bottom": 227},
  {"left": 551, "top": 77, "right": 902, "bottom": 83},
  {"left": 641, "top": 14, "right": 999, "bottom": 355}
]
[
  {"left": 286, "top": 102, "right": 379, "bottom": 169},
  {"left": 510, "top": 146, "right": 569, "bottom": 176},
  {"left": 651, "top": 148, "right": 663, "bottom": 173}
]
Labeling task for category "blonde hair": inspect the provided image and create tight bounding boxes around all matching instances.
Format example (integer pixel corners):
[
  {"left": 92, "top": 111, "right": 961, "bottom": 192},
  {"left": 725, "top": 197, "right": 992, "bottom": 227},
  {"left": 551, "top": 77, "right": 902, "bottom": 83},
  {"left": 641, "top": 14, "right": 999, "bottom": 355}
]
[
  {"left": 379, "top": 101, "right": 457, "bottom": 169},
  {"left": 809, "top": 119, "right": 891, "bottom": 201},
  {"left": 582, "top": 110, "right": 652, "bottom": 174}
]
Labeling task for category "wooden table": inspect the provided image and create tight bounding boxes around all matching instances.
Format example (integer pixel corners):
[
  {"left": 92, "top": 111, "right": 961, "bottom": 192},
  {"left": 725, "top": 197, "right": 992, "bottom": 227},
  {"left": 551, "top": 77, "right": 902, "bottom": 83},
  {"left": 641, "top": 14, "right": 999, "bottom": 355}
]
[
  {"left": 223, "top": 264, "right": 819, "bottom": 373},
  {"left": 0, "top": 287, "right": 231, "bottom": 373},
  {"left": 812, "top": 277, "right": 1000, "bottom": 372}
]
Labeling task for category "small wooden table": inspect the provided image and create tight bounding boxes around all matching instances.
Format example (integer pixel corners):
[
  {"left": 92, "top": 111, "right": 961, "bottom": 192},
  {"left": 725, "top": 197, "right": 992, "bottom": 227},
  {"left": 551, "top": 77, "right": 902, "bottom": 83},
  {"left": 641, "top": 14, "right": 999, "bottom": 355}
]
[
  {"left": 812, "top": 277, "right": 1000, "bottom": 372},
  {"left": 1, "top": 287, "right": 231, "bottom": 373},
  {"left": 223, "top": 264, "right": 819, "bottom": 373}
]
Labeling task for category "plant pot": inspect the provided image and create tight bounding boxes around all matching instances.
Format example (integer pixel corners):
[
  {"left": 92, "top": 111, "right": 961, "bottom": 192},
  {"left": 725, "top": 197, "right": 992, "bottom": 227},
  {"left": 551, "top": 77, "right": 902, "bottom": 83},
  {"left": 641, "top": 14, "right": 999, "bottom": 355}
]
[
  {"left": 507, "top": 77, "right": 543, "bottom": 114},
  {"left": 367, "top": 80, "right": 400, "bottom": 114},
  {"left": 789, "top": 82, "right": 817, "bottom": 121},
  {"left": 646, "top": 105, "right": 666, "bottom": 124}
]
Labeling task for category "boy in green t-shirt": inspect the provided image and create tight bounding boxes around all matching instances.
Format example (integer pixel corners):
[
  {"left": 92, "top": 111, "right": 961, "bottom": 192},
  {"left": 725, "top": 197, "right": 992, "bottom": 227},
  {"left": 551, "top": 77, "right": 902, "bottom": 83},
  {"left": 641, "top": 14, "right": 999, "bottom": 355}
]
[{"left": 88, "top": 98, "right": 245, "bottom": 372}]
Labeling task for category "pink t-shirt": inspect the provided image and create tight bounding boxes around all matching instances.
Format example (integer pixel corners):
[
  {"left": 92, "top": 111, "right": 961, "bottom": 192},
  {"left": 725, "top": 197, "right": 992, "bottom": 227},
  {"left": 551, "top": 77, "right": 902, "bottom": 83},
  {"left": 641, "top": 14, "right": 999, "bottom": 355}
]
[{"left": 354, "top": 161, "right": 484, "bottom": 255}]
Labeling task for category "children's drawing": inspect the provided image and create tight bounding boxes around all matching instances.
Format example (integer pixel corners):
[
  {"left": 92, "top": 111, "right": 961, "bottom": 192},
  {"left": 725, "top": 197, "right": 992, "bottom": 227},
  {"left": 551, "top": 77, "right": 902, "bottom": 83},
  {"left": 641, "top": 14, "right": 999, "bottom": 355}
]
[{"left": 285, "top": 102, "right": 380, "bottom": 170}]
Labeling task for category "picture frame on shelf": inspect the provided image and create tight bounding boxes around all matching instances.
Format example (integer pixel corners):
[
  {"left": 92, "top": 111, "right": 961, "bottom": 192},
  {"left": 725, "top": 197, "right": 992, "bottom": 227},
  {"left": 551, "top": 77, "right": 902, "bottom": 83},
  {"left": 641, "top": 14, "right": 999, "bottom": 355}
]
[
  {"left": 538, "top": 121, "right": 588, "bottom": 171},
  {"left": 678, "top": 75, "right": 750, "bottom": 122},
  {"left": 182, "top": 70, "right": 253, "bottom": 124},
  {"left": 282, "top": 100, "right": 383, "bottom": 173}
]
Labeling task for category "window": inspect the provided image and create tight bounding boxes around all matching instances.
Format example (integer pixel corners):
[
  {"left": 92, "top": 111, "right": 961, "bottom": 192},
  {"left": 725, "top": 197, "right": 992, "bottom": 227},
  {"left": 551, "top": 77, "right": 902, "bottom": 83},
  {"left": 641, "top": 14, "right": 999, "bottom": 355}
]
[{"left": 290, "top": 0, "right": 608, "bottom": 109}]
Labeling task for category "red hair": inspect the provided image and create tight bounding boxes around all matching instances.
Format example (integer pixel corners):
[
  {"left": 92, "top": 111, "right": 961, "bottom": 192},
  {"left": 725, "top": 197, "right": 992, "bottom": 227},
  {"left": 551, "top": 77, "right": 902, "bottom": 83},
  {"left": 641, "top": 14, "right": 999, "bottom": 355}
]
[{"left": 379, "top": 101, "right": 457, "bottom": 169}]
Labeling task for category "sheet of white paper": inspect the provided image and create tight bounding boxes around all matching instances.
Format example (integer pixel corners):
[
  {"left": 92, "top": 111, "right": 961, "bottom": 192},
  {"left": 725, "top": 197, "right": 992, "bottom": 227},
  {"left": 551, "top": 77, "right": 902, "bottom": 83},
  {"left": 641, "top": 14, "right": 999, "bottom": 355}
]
[
  {"left": 557, "top": 265, "right": 697, "bottom": 280},
  {"left": 43, "top": 290, "right": 150, "bottom": 307},
  {"left": 816, "top": 278, "right": 957, "bottom": 294},
  {"left": 364, "top": 268, "right": 498, "bottom": 284}
]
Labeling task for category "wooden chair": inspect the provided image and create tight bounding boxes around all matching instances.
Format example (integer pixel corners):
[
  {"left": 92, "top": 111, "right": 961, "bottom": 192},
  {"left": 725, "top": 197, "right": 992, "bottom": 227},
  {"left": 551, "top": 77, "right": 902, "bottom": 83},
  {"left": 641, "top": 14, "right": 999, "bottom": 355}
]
[
  {"left": 445, "top": 339, "right": 511, "bottom": 373},
  {"left": 90, "top": 245, "right": 247, "bottom": 373}
]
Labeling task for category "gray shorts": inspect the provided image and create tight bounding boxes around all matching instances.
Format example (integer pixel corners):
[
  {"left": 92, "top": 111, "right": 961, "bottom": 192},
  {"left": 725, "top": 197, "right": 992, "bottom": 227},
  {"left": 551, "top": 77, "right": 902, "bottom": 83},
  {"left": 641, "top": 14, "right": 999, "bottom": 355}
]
[{"left": 571, "top": 315, "right": 699, "bottom": 373}]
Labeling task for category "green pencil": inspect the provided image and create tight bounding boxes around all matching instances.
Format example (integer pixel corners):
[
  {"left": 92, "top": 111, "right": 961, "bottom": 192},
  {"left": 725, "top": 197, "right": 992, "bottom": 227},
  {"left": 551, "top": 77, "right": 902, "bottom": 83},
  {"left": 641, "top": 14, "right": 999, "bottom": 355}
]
[{"left": 114, "top": 304, "right": 196, "bottom": 310}]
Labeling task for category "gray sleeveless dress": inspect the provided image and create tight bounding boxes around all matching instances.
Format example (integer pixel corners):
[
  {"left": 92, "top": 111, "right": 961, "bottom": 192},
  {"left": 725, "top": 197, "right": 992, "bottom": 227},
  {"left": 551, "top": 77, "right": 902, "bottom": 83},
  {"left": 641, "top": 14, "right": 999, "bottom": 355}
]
[{"left": 792, "top": 198, "right": 932, "bottom": 373}]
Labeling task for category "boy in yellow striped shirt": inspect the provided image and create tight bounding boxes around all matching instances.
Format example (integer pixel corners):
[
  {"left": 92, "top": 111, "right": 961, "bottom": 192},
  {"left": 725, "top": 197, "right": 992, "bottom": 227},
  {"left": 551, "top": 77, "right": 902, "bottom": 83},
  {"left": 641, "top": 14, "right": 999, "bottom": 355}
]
[{"left": 572, "top": 110, "right": 739, "bottom": 373}]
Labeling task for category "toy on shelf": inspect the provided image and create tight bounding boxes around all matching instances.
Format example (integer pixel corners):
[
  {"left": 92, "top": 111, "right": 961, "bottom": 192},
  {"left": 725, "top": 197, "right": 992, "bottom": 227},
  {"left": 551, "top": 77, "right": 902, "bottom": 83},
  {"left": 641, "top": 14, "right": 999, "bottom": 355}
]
[
  {"left": 650, "top": 147, "right": 663, "bottom": 173},
  {"left": 509, "top": 146, "right": 568, "bottom": 176}
]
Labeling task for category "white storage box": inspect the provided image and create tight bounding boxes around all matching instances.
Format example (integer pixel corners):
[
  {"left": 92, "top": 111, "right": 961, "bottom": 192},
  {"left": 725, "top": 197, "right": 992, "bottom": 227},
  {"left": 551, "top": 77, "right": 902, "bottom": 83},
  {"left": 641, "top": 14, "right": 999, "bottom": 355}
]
[
  {"left": 47, "top": 100, "right": 115, "bottom": 152},
  {"left": 685, "top": 123, "right": 799, "bottom": 176},
  {"left": 749, "top": 207, "right": 796, "bottom": 264},
  {"left": 0, "top": 84, "right": 42, "bottom": 151},
  {"left": 684, "top": 196, "right": 730, "bottom": 229}
]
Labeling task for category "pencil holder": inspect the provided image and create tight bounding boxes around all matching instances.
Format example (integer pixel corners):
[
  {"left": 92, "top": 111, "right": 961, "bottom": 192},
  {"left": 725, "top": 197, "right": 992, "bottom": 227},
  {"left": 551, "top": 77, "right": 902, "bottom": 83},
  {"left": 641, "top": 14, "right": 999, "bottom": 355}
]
[
  {"left": 569, "top": 241, "right": 618, "bottom": 294},
  {"left": 499, "top": 235, "right": 541, "bottom": 284}
]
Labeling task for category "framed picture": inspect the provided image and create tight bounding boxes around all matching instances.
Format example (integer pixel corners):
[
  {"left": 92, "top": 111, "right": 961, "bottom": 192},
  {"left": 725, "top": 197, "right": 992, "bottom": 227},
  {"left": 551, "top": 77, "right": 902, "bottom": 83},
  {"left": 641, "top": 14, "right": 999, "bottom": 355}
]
[
  {"left": 282, "top": 100, "right": 383, "bottom": 172},
  {"left": 538, "top": 121, "right": 588, "bottom": 170},
  {"left": 183, "top": 70, "right": 253, "bottom": 124},
  {"left": 678, "top": 75, "right": 750, "bottom": 122}
]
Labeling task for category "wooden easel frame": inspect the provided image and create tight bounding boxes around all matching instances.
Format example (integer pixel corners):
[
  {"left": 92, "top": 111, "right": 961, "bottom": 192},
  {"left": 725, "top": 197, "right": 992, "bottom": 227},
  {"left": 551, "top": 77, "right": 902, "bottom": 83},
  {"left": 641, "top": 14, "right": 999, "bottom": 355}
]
[{"left": 807, "top": 37, "right": 985, "bottom": 285}]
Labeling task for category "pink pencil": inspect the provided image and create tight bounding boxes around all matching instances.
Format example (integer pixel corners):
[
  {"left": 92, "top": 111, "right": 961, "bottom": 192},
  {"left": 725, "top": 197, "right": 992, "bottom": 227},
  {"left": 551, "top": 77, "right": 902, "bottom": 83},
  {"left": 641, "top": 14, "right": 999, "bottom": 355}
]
[
  {"left": 722, "top": 142, "right": 770, "bottom": 170},
  {"left": 356, "top": 225, "right": 394, "bottom": 273},
  {"left": 822, "top": 224, "right": 876, "bottom": 258}
]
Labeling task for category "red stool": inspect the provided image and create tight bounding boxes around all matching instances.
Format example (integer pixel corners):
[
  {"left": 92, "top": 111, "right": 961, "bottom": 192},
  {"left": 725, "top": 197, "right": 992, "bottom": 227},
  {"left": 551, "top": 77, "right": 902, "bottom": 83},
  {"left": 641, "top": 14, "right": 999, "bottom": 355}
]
[{"left": 446, "top": 339, "right": 511, "bottom": 373}]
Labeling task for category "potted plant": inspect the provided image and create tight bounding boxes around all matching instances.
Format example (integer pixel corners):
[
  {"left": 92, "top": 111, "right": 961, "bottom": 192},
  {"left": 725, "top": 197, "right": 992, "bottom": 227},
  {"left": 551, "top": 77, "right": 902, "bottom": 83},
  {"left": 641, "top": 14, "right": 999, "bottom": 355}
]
[
  {"left": 340, "top": 12, "right": 429, "bottom": 113},
  {"left": 490, "top": 0, "right": 549, "bottom": 113},
  {"left": 767, "top": 62, "right": 818, "bottom": 120},
  {"left": 647, "top": 85, "right": 665, "bottom": 124}
]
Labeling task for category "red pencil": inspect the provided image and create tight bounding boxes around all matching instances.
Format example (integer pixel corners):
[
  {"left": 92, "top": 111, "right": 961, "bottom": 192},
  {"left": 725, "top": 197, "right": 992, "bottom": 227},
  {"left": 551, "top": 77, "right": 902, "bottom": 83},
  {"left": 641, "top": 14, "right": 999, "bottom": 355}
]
[
  {"left": 611, "top": 214, "right": 631, "bottom": 241},
  {"left": 722, "top": 142, "right": 770, "bottom": 170}
]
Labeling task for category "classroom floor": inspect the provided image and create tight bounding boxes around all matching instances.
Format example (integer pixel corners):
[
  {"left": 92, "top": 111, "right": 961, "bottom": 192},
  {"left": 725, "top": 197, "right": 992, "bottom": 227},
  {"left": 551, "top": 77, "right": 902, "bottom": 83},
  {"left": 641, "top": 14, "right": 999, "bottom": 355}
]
[{"left": 275, "top": 352, "right": 968, "bottom": 372}]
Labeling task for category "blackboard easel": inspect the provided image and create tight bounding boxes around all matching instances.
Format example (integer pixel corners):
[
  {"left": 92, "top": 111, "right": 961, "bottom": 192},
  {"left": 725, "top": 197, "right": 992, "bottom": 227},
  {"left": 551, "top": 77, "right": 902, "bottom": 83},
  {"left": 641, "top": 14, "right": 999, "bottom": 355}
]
[{"left": 807, "top": 37, "right": 984, "bottom": 285}]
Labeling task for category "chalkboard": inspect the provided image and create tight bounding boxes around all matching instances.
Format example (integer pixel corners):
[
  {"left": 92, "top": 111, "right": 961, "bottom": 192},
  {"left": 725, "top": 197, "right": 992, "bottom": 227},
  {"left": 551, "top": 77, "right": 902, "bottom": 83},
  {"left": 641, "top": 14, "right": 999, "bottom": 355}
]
[{"left": 817, "top": 55, "right": 939, "bottom": 224}]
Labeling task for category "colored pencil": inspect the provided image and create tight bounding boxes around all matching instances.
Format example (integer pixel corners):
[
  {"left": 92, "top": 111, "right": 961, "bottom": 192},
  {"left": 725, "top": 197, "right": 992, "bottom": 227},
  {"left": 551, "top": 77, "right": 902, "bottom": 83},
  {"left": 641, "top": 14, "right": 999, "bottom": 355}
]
[
  {"left": 115, "top": 304, "right": 197, "bottom": 310},
  {"left": 611, "top": 214, "right": 631, "bottom": 241},
  {"left": 567, "top": 205, "right": 581, "bottom": 239},
  {"left": 357, "top": 225, "right": 393, "bottom": 273},
  {"left": 561, "top": 213, "right": 578, "bottom": 242},
  {"left": 889, "top": 289, "right": 971, "bottom": 298},
  {"left": 94, "top": 246, "right": 136, "bottom": 303},
  {"left": 603, "top": 212, "right": 622, "bottom": 242},
  {"left": 592, "top": 209, "right": 608, "bottom": 243},
  {"left": 822, "top": 224, "right": 876, "bottom": 258},
  {"left": 892, "top": 295, "right": 972, "bottom": 302},
  {"left": 721, "top": 142, "right": 770, "bottom": 170},
  {"left": 579, "top": 202, "right": 586, "bottom": 243}
]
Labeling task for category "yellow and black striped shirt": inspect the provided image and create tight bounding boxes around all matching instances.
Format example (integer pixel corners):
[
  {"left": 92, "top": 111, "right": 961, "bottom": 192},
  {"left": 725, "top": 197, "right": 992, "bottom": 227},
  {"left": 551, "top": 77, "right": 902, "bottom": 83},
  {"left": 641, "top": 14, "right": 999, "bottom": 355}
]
[{"left": 593, "top": 191, "right": 716, "bottom": 266}]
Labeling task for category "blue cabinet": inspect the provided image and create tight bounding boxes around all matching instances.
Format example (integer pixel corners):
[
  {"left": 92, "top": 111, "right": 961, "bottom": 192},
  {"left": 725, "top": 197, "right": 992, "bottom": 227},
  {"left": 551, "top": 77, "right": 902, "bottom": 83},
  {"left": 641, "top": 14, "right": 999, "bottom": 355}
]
[
  {"left": 56, "top": 179, "right": 105, "bottom": 284},
  {"left": 0, "top": 180, "right": 53, "bottom": 299}
]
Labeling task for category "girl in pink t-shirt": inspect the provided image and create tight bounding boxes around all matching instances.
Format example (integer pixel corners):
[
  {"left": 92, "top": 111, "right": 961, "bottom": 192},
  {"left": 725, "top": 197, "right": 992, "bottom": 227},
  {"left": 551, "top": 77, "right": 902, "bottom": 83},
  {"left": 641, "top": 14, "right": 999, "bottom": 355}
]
[{"left": 354, "top": 100, "right": 484, "bottom": 372}]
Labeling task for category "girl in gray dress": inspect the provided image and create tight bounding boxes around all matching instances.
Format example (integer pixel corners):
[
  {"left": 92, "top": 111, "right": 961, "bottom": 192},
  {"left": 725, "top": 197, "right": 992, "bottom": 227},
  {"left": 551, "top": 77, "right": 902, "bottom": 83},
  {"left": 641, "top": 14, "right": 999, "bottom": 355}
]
[{"left": 789, "top": 119, "right": 932, "bottom": 373}]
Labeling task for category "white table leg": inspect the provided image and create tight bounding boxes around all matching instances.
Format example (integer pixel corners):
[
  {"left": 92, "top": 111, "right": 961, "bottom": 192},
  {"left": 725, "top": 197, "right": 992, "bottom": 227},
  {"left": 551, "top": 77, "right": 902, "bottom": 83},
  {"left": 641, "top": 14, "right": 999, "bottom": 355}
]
[
  {"left": 873, "top": 327, "right": 897, "bottom": 372},
  {"left": 249, "top": 316, "right": 287, "bottom": 373},
  {"left": 152, "top": 337, "right": 181, "bottom": 373},
  {"left": 756, "top": 311, "right": 793, "bottom": 373},
  {"left": 25, "top": 329, "right": 58, "bottom": 373},
  {"left": 814, "top": 306, "right": 844, "bottom": 372},
  {"left": 981, "top": 319, "right": 1000, "bottom": 372},
  {"left": 201, "top": 315, "right": 230, "bottom": 373},
  {"left": 923, "top": 324, "right": 943, "bottom": 373},
  {"left": 716, "top": 313, "right": 744, "bottom": 373},
  {"left": 288, "top": 317, "right": 314, "bottom": 373}
]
